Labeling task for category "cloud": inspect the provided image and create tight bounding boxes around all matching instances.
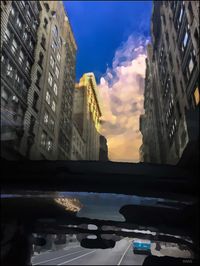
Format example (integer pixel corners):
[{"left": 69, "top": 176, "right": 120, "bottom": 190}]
[{"left": 99, "top": 34, "right": 149, "bottom": 162}]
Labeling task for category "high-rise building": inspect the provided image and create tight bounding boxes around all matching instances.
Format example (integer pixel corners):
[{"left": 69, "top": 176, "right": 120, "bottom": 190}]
[
  {"left": 73, "top": 73, "right": 102, "bottom": 160},
  {"left": 99, "top": 135, "right": 109, "bottom": 161},
  {"left": 1, "top": 1, "right": 41, "bottom": 159},
  {"left": 1, "top": 1, "right": 77, "bottom": 160},
  {"left": 57, "top": 13, "right": 77, "bottom": 160},
  {"left": 140, "top": 1, "right": 199, "bottom": 164},
  {"left": 139, "top": 44, "right": 161, "bottom": 164}
]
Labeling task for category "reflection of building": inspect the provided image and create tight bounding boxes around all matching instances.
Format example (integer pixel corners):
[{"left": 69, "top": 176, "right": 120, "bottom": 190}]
[
  {"left": 140, "top": 1, "right": 199, "bottom": 164},
  {"left": 1, "top": 1, "right": 77, "bottom": 160},
  {"left": 1, "top": 1, "right": 41, "bottom": 159},
  {"left": 99, "top": 135, "right": 109, "bottom": 161},
  {"left": 73, "top": 73, "right": 102, "bottom": 160}
]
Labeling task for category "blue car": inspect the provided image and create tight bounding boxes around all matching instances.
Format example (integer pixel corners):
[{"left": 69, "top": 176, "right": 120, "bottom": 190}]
[{"left": 132, "top": 239, "right": 151, "bottom": 255}]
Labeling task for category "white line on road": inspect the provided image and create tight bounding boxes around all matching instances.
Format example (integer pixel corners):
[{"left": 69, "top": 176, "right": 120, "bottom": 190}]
[
  {"left": 58, "top": 250, "right": 96, "bottom": 265},
  {"left": 117, "top": 242, "right": 132, "bottom": 265},
  {"left": 32, "top": 250, "right": 84, "bottom": 265}
]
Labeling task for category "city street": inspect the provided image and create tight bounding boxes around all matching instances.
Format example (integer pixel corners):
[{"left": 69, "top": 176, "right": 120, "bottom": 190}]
[{"left": 32, "top": 239, "right": 147, "bottom": 265}]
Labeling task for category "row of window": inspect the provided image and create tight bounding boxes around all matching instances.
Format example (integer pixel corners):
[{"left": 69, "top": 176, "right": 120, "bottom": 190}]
[
  {"left": 40, "top": 131, "right": 53, "bottom": 152},
  {"left": 1, "top": 86, "right": 24, "bottom": 125},
  {"left": 11, "top": 2, "right": 38, "bottom": 32},
  {"left": 51, "top": 41, "right": 61, "bottom": 62},
  {"left": 168, "top": 118, "right": 177, "bottom": 142},
  {"left": 48, "top": 72, "right": 58, "bottom": 95},
  {"left": 165, "top": 95, "right": 174, "bottom": 125},
  {"left": 49, "top": 56, "right": 60, "bottom": 76},
  {"left": 43, "top": 111, "right": 55, "bottom": 132},
  {"left": 163, "top": 76, "right": 171, "bottom": 98},
  {"left": 4, "top": 27, "right": 33, "bottom": 64},
  {"left": 45, "top": 91, "right": 56, "bottom": 113},
  {"left": 1, "top": 55, "right": 28, "bottom": 95}
]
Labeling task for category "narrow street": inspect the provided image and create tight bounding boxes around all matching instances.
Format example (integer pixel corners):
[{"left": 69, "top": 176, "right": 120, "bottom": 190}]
[{"left": 32, "top": 239, "right": 146, "bottom": 265}]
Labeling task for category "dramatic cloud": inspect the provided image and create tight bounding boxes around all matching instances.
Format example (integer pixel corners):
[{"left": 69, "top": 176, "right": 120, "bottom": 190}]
[{"left": 99, "top": 35, "right": 149, "bottom": 162}]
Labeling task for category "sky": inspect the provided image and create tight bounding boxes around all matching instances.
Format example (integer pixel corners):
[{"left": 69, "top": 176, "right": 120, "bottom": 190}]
[{"left": 63, "top": 1, "right": 153, "bottom": 162}]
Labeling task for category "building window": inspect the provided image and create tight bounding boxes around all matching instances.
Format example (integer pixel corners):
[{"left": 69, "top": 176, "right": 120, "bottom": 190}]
[
  {"left": 6, "top": 63, "right": 13, "bottom": 78},
  {"left": 29, "top": 116, "right": 35, "bottom": 134},
  {"left": 51, "top": 41, "right": 56, "bottom": 52},
  {"left": 29, "top": 39, "right": 33, "bottom": 51},
  {"left": 25, "top": 61, "right": 31, "bottom": 73},
  {"left": 38, "top": 52, "right": 44, "bottom": 67},
  {"left": 26, "top": 9, "right": 31, "bottom": 22},
  {"left": 180, "top": 80, "right": 184, "bottom": 94},
  {"left": 50, "top": 55, "right": 55, "bottom": 68},
  {"left": 15, "top": 73, "right": 20, "bottom": 84},
  {"left": 1, "top": 87, "right": 9, "bottom": 108},
  {"left": 1, "top": 54, "right": 5, "bottom": 64},
  {"left": 194, "top": 28, "right": 199, "bottom": 46},
  {"left": 41, "top": 132, "right": 47, "bottom": 147},
  {"left": 47, "top": 139, "right": 53, "bottom": 152},
  {"left": 16, "top": 17, "right": 22, "bottom": 30},
  {"left": 11, "top": 39, "right": 18, "bottom": 54},
  {"left": 52, "top": 25, "right": 58, "bottom": 38},
  {"left": 36, "top": 71, "right": 41, "bottom": 87},
  {"left": 55, "top": 66, "right": 59, "bottom": 79},
  {"left": 49, "top": 118, "right": 55, "bottom": 131},
  {"left": 4, "top": 28, "right": 10, "bottom": 43},
  {"left": 10, "top": 5, "right": 16, "bottom": 17},
  {"left": 44, "top": 3, "right": 50, "bottom": 12},
  {"left": 44, "top": 112, "right": 49, "bottom": 124},
  {"left": 52, "top": 100, "right": 56, "bottom": 112},
  {"left": 21, "top": 1, "right": 26, "bottom": 9},
  {"left": 32, "top": 92, "right": 39, "bottom": 111},
  {"left": 41, "top": 35, "right": 46, "bottom": 49},
  {"left": 46, "top": 91, "right": 50, "bottom": 105},
  {"left": 53, "top": 83, "right": 58, "bottom": 95},
  {"left": 22, "top": 31, "right": 28, "bottom": 42},
  {"left": 188, "top": 57, "right": 194, "bottom": 74},
  {"left": 43, "top": 18, "right": 48, "bottom": 29},
  {"left": 183, "top": 30, "right": 189, "bottom": 48},
  {"left": 19, "top": 51, "right": 24, "bottom": 65},
  {"left": 178, "top": 6, "right": 183, "bottom": 24},
  {"left": 57, "top": 52, "right": 61, "bottom": 62},
  {"left": 48, "top": 72, "right": 53, "bottom": 87}
]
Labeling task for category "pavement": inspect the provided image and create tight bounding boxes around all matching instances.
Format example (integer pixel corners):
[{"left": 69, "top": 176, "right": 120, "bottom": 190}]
[
  {"left": 31, "top": 238, "right": 147, "bottom": 265},
  {"left": 151, "top": 243, "right": 193, "bottom": 258}
]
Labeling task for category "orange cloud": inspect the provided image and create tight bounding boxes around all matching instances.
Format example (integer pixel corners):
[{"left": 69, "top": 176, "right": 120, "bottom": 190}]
[{"left": 99, "top": 35, "right": 148, "bottom": 162}]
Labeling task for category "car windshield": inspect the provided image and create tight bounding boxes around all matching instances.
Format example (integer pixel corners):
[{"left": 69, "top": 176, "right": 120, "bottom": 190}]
[{"left": 1, "top": 0, "right": 199, "bottom": 265}]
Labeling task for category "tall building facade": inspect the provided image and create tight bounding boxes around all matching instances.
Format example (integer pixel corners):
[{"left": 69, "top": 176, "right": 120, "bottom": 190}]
[
  {"left": 57, "top": 14, "right": 77, "bottom": 160},
  {"left": 1, "top": 1, "right": 41, "bottom": 159},
  {"left": 140, "top": 1, "right": 199, "bottom": 164},
  {"left": 139, "top": 44, "right": 161, "bottom": 163},
  {"left": 73, "top": 73, "right": 102, "bottom": 160},
  {"left": 1, "top": 1, "right": 77, "bottom": 160}
]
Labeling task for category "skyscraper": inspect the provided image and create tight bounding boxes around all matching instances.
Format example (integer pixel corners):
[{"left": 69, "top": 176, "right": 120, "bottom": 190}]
[
  {"left": 140, "top": 1, "right": 199, "bottom": 164},
  {"left": 1, "top": 1, "right": 41, "bottom": 159},
  {"left": 73, "top": 73, "right": 102, "bottom": 160},
  {"left": 1, "top": 1, "right": 77, "bottom": 160}
]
